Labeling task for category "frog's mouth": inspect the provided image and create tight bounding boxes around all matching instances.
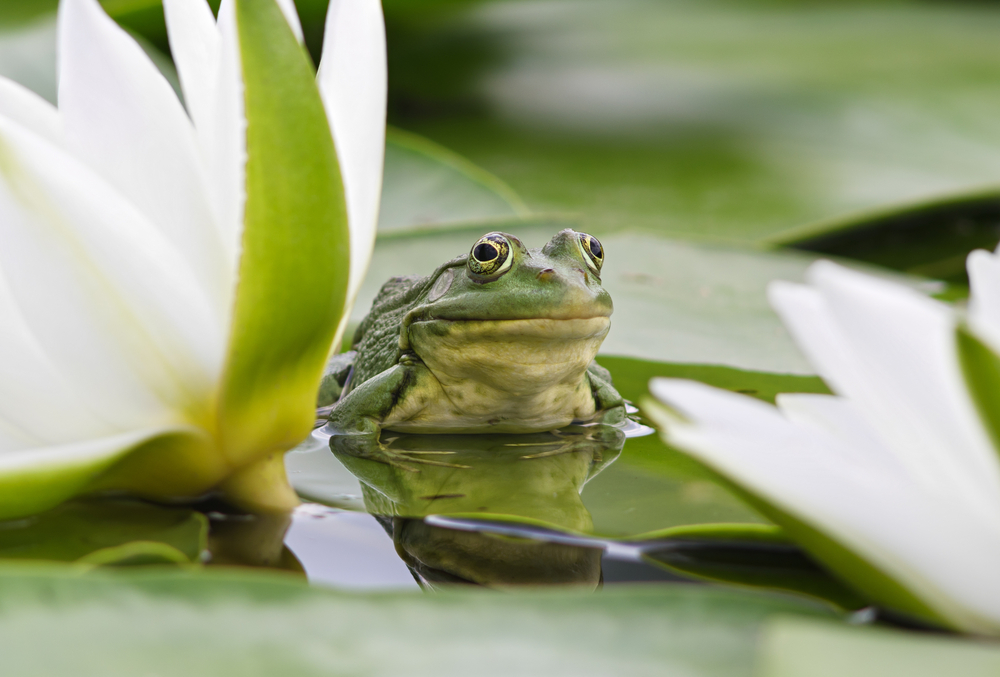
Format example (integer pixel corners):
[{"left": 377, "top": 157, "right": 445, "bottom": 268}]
[{"left": 408, "top": 316, "right": 611, "bottom": 343}]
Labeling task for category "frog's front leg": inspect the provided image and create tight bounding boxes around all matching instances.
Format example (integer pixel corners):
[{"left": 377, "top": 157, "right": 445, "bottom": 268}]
[
  {"left": 326, "top": 357, "right": 423, "bottom": 437},
  {"left": 586, "top": 364, "right": 627, "bottom": 426},
  {"left": 326, "top": 357, "right": 466, "bottom": 471},
  {"left": 315, "top": 350, "right": 358, "bottom": 425}
]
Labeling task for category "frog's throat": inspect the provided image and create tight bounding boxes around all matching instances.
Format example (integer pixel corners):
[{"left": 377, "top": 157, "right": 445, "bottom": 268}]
[{"left": 404, "top": 317, "right": 611, "bottom": 396}]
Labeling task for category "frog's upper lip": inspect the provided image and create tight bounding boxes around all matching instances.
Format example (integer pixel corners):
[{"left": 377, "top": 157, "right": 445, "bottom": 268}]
[{"left": 414, "top": 310, "right": 612, "bottom": 323}]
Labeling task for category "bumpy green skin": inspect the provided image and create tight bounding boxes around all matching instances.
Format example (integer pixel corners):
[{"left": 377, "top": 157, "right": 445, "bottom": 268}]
[{"left": 323, "top": 229, "right": 626, "bottom": 436}]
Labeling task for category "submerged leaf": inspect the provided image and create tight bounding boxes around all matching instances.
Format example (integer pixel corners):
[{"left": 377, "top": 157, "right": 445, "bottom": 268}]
[{"left": 0, "top": 499, "right": 206, "bottom": 564}]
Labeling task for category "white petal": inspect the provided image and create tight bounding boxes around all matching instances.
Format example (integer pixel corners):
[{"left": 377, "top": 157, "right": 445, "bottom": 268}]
[
  {"left": 0, "top": 425, "right": 200, "bottom": 520},
  {"left": 968, "top": 249, "right": 1000, "bottom": 354},
  {"left": 273, "top": 0, "right": 304, "bottom": 43},
  {"left": 767, "top": 280, "right": 868, "bottom": 396},
  {"left": 57, "top": 0, "right": 231, "bottom": 320},
  {"left": 651, "top": 378, "right": 1000, "bottom": 634},
  {"left": 0, "top": 268, "right": 115, "bottom": 448},
  {"left": 162, "top": 0, "right": 220, "bottom": 137},
  {"left": 0, "top": 426, "right": 180, "bottom": 470},
  {"left": 776, "top": 393, "right": 902, "bottom": 473},
  {"left": 317, "top": 0, "right": 387, "bottom": 329},
  {"left": 0, "top": 116, "right": 221, "bottom": 431},
  {"left": 771, "top": 263, "right": 1000, "bottom": 518},
  {"left": 0, "top": 76, "right": 60, "bottom": 145},
  {"left": 205, "top": 0, "right": 247, "bottom": 269}
]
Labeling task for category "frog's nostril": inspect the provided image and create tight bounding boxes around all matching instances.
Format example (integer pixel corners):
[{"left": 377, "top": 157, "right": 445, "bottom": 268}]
[{"left": 537, "top": 268, "right": 556, "bottom": 281}]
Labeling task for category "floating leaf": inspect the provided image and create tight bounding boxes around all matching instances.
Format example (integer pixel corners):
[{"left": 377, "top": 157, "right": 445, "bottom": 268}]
[
  {"left": 379, "top": 127, "right": 527, "bottom": 233},
  {"left": 759, "top": 617, "right": 1000, "bottom": 677},
  {"left": 392, "top": 0, "right": 1000, "bottom": 245},
  {"left": 0, "top": 565, "right": 834, "bottom": 676},
  {"left": 772, "top": 191, "right": 1000, "bottom": 289}
]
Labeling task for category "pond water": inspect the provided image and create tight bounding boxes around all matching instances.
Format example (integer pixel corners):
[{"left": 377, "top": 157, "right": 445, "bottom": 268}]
[{"left": 0, "top": 407, "right": 859, "bottom": 609}]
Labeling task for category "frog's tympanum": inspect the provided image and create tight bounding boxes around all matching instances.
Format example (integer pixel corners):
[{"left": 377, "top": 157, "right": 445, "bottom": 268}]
[
  {"left": 321, "top": 229, "right": 625, "bottom": 436},
  {"left": 330, "top": 427, "right": 624, "bottom": 588}
]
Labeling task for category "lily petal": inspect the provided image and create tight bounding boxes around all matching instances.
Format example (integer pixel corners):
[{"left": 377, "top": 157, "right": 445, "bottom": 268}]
[
  {"left": 0, "top": 115, "right": 220, "bottom": 431},
  {"left": 0, "top": 426, "right": 205, "bottom": 519},
  {"left": 162, "top": 0, "right": 220, "bottom": 139},
  {"left": 771, "top": 263, "right": 1000, "bottom": 517},
  {"left": 58, "top": 0, "right": 231, "bottom": 320},
  {"left": 968, "top": 248, "right": 1000, "bottom": 354},
  {"left": 0, "top": 77, "right": 60, "bottom": 145},
  {"left": 0, "top": 267, "right": 113, "bottom": 446},
  {"left": 208, "top": 0, "right": 248, "bottom": 268},
  {"left": 775, "top": 393, "right": 902, "bottom": 473},
  {"left": 317, "top": 0, "right": 387, "bottom": 346},
  {"left": 650, "top": 378, "right": 1000, "bottom": 634}
]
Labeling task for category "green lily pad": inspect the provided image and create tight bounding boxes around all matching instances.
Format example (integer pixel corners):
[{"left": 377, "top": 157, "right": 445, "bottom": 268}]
[
  {"left": 595, "top": 357, "right": 828, "bottom": 408},
  {"left": 0, "top": 499, "right": 207, "bottom": 565},
  {"left": 759, "top": 617, "right": 1000, "bottom": 677},
  {"left": 0, "top": 0, "right": 57, "bottom": 27},
  {"left": 392, "top": 0, "right": 1000, "bottom": 245},
  {"left": 379, "top": 127, "right": 527, "bottom": 233},
  {"left": 772, "top": 191, "right": 1000, "bottom": 289},
  {"left": 639, "top": 532, "right": 867, "bottom": 612},
  {"left": 0, "top": 564, "right": 834, "bottom": 677}
]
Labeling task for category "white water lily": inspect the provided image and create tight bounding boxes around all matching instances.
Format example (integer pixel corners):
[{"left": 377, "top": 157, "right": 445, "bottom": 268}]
[
  {"left": 647, "top": 254, "right": 1000, "bottom": 634},
  {"left": 0, "top": 0, "right": 385, "bottom": 518}
]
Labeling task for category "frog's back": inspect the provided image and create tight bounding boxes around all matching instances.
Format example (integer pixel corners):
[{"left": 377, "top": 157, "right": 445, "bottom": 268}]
[{"left": 350, "top": 274, "right": 431, "bottom": 387}]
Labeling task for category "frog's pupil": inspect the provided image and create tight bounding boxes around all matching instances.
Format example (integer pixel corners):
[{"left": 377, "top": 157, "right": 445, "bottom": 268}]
[
  {"left": 474, "top": 242, "right": 498, "bottom": 262},
  {"left": 589, "top": 237, "right": 603, "bottom": 259}
]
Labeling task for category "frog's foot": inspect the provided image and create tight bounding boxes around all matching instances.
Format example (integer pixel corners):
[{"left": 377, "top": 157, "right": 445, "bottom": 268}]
[
  {"left": 330, "top": 433, "right": 470, "bottom": 472},
  {"left": 593, "top": 403, "right": 628, "bottom": 426}
]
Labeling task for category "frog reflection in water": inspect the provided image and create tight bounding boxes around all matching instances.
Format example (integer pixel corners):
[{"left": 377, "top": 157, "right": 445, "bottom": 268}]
[
  {"left": 320, "top": 229, "right": 626, "bottom": 437},
  {"left": 330, "top": 427, "right": 624, "bottom": 589}
]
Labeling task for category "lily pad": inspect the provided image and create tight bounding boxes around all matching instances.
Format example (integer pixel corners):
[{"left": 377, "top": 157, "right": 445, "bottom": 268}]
[
  {"left": 392, "top": 0, "right": 1000, "bottom": 245},
  {"left": 0, "top": 564, "right": 834, "bottom": 677},
  {"left": 759, "top": 617, "right": 1000, "bottom": 677},
  {"left": 379, "top": 127, "right": 527, "bottom": 233},
  {"left": 595, "top": 357, "right": 828, "bottom": 407},
  {"left": 772, "top": 191, "right": 1000, "bottom": 288}
]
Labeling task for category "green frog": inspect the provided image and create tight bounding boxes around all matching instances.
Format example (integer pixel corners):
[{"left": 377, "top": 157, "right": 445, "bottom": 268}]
[{"left": 320, "top": 229, "right": 625, "bottom": 435}]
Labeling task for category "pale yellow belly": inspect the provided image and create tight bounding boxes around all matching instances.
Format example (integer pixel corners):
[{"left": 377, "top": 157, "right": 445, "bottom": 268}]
[{"left": 385, "top": 317, "right": 609, "bottom": 434}]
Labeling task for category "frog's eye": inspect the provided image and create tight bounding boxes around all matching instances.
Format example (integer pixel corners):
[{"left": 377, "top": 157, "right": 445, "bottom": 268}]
[
  {"left": 468, "top": 233, "right": 513, "bottom": 277},
  {"left": 578, "top": 232, "right": 604, "bottom": 272}
]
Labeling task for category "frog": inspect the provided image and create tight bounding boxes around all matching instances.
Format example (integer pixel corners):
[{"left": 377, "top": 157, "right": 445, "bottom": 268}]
[{"left": 320, "top": 228, "right": 626, "bottom": 437}]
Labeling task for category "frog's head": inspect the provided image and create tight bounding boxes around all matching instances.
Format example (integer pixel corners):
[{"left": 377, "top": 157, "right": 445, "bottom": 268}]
[
  {"left": 402, "top": 229, "right": 613, "bottom": 400},
  {"left": 413, "top": 228, "right": 612, "bottom": 322}
]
